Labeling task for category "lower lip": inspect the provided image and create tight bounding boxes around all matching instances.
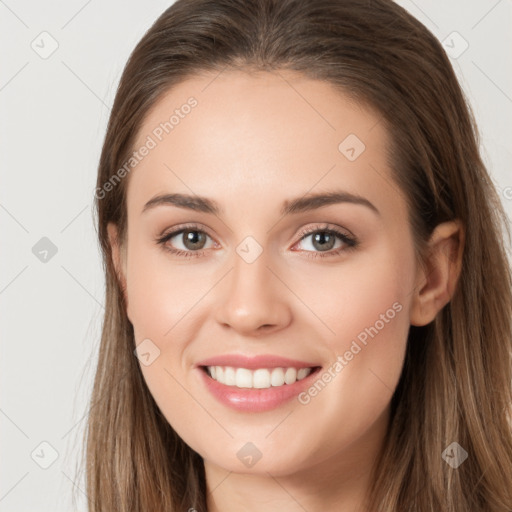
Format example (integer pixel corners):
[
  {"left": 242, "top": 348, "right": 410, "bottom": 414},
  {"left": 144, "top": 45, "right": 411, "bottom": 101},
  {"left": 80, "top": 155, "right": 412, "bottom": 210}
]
[{"left": 197, "top": 367, "right": 321, "bottom": 412}]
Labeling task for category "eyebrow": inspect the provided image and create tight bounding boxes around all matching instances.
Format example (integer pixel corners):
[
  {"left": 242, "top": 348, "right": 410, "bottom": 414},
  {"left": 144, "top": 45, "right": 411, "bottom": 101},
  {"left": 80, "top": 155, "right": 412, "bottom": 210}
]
[{"left": 141, "top": 190, "right": 380, "bottom": 217}]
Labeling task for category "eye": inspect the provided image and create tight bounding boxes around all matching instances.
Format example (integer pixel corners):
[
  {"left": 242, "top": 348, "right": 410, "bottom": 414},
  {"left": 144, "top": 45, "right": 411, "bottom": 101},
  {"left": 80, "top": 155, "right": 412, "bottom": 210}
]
[
  {"left": 155, "top": 223, "right": 358, "bottom": 259},
  {"left": 292, "top": 224, "right": 358, "bottom": 258},
  {"left": 155, "top": 224, "right": 216, "bottom": 258}
]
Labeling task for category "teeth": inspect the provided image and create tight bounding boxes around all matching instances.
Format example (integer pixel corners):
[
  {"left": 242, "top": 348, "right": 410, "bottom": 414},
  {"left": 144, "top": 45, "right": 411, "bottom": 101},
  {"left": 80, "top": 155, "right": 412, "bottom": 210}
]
[
  {"left": 224, "top": 366, "right": 236, "bottom": 386},
  {"left": 252, "top": 369, "right": 270, "bottom": 388},
  {"left": 297, "top": 368, "right": 310, "bottom": 380},
  {"left": 206, "top": 366, "right": 314, "bottom": 388},
  {"left": 270, "top": 368, "right": 285, "bottom": 387},
  {"left": 236, "top": 368, "right": 252, "bottom": 388},
  {"left": 284, "top": 367, "right": 297, "bottom": 384}
]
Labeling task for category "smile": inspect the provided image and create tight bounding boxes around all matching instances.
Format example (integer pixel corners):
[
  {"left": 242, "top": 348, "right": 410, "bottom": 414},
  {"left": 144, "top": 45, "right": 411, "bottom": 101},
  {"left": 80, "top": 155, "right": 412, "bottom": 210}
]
[
  {"left": 204, "top": 365, "right": 314, "bottom": 388},
  {"left": 197, "top": 363, "right": 322, "bottom": 412}
]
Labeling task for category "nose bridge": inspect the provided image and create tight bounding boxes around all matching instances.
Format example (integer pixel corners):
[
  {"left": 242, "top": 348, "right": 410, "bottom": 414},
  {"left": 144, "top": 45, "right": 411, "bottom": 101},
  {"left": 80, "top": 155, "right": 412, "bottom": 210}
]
[{"left": 214, "top": 238, "right": 291, "bottom": 334}]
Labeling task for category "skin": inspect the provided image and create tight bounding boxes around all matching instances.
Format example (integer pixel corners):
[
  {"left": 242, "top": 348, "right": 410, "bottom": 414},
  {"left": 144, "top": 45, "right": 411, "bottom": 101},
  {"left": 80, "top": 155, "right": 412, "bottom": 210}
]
[{"left": 108, "top": 69, "right": 464, "bottom": 512}]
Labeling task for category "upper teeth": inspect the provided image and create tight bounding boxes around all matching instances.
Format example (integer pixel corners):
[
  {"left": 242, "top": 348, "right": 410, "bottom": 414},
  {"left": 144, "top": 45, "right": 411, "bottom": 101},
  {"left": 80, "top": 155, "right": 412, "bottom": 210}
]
[{"left": 206, "top": 366, "right": 313, "bottom": 389}]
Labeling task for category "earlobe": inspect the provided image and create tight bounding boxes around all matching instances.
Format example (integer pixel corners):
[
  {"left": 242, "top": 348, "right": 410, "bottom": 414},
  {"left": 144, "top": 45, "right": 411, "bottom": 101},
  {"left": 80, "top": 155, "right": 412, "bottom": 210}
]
[{"left": 410, "top": 219, "right": 465, "bottom": 327}]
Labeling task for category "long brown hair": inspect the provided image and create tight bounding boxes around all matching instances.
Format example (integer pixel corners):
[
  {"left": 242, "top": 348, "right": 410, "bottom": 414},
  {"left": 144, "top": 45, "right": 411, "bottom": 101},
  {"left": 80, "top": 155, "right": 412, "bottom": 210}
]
[{"left": 81, "top": 0, "right": 512, "bottom": 510}]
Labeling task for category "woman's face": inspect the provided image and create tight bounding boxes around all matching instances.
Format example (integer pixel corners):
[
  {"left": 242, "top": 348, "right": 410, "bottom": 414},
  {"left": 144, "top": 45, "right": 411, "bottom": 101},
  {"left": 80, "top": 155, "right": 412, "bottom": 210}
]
[{"left": 109, "top": 69, "right": 423, "bottom": 477}]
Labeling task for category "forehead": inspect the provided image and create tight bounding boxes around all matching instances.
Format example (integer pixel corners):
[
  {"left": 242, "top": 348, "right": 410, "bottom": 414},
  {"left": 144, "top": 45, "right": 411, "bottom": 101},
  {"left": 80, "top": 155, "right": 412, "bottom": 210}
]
[{"left": 127, "top": 69, "right": 397, "bottom": 216}]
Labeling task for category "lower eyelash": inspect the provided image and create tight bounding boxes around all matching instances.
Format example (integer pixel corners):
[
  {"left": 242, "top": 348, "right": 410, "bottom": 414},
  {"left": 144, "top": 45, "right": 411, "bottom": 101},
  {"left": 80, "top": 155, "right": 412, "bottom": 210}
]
[
  {"left": 166, "top": 247, "right": 206, "bottom": 258},
  {"left": 156, "top": 225, "right": 358, "bottom": 259}
]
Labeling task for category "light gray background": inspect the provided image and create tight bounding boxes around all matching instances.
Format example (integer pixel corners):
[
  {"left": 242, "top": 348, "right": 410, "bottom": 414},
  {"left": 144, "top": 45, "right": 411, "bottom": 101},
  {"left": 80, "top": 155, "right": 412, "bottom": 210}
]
[{"left": 1, "top": 1, "right": 511, "bottom": 511}]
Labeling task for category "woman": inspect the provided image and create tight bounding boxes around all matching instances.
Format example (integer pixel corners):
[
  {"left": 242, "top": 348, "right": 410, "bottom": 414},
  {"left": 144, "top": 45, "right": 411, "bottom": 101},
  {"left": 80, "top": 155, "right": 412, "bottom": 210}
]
[{"left": 83, "top": 0, "right": 512, "bottom": 510}]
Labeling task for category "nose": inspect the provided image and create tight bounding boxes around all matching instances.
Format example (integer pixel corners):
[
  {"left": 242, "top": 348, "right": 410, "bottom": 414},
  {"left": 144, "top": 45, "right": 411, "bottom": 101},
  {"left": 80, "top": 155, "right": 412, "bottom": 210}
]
[{"left": 214, "top": 249, "right": 292, "bottom": 336}]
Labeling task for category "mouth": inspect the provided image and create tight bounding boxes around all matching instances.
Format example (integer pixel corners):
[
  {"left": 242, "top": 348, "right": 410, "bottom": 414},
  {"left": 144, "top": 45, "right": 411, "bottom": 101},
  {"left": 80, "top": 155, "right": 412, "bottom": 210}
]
[
  {"left": 196, "top": 356, "right": 323, "bottom": 412},
  {"left": 200, "top": 365, "right": 322, "bottom": 389}
]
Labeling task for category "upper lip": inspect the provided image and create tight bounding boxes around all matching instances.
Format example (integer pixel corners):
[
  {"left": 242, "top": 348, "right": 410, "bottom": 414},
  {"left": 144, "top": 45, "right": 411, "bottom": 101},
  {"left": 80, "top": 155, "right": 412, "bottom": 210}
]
[{"left": 196, "top": 354, "right": 320, "bottom": 370}]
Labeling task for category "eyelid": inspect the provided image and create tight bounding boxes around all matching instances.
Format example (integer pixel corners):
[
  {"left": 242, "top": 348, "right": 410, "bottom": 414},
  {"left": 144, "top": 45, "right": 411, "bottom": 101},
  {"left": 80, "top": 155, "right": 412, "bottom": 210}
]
[
  {"left": 157, "top": 222, "right": 353, "bottom": 241},
  {"left": 293, "top": 223, "right": 355, "bottom": 244}
]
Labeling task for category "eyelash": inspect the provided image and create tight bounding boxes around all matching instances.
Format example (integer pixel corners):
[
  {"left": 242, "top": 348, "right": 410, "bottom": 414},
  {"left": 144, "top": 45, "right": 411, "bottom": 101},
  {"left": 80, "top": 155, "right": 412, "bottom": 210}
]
[{"left": 155, "top": 223, "right": 359, "bottom": 259}]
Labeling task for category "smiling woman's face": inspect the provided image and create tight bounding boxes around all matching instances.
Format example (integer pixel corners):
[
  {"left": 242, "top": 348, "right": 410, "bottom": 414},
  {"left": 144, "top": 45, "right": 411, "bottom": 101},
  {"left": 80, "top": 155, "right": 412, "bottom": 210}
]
[{"left": 107, "top": 69, "right": 434, "bottom": 479}]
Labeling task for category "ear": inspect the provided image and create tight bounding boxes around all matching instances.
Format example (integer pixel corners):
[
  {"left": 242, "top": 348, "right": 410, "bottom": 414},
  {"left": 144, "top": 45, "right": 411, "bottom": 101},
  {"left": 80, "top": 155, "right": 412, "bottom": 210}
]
[
  {"left": 410, "top": 219, "right": 464, "bottom": 326},
  {"left": 107, "top": 222, "right": 128, "bottom": 305}
]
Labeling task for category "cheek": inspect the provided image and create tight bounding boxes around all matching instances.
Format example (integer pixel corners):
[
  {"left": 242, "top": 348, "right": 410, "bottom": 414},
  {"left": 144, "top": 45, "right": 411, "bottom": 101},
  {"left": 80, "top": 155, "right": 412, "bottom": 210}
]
[
  {"left": 123, "top": 240, "right": 207, "bottom": 438},
  {"left": 293, "top": 243, "right": 414, "bottom": 418},
  {"left": 281, "top": 274, "right": 411, "bottom": 471},
  {"left": 290, "top": 241, "right": 414, "bottom": 353},
  {"left": 125, "top": 238, "right": 208, "bottom": 344},
  {"left": 124, "top": 239, "right": 213, "bottom": 419}
]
